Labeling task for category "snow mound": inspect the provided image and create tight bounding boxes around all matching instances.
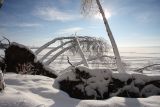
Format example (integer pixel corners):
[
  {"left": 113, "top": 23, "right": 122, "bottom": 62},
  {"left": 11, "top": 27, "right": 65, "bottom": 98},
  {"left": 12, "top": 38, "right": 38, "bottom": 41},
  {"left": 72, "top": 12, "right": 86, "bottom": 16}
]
[{"left": 54, "top": 66, "right": 160, "bottom": 99}]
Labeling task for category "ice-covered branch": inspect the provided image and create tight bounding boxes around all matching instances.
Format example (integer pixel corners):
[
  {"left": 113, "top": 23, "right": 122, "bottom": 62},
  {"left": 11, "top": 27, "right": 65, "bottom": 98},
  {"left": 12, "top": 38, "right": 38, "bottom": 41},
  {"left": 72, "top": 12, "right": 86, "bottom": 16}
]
[
  {"left": 44, "top": 45, "right": 74, "bottom": 65},
  {"left": 134, "top": 63, "right": 160, "bottom": 73},
  {"left": 35, "top": 36, "right": 91, "bottom": 55},
  {"left": 40, "top": 40, "right": 73, "bottom": 62}
]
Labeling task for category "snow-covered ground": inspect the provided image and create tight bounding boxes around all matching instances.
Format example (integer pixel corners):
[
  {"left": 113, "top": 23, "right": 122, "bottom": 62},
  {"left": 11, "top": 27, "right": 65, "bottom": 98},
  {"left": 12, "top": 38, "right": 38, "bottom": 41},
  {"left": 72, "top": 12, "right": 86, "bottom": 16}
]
[
  {"left": 0, "top": 47, "right": 160, "bottom": 107},
  {"left": 1, "top": 73, "right": 160, "bottom": 107}
]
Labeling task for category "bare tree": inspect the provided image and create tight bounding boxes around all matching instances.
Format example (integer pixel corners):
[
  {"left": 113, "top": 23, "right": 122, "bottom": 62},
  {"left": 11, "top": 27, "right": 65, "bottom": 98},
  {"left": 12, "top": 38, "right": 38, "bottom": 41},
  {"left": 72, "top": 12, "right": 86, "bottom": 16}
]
[{"left": 81, "top": 0, "right": 125, "bottom": 73}]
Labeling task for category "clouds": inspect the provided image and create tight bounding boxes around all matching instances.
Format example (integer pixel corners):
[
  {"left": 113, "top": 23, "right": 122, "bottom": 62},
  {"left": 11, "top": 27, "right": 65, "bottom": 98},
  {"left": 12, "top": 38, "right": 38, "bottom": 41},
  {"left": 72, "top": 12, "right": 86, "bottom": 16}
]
[
  {"left": 33, "top": 1, "right": 112, "bottom": 22},
  {"left": 34, "top": 6, "right": 79, "bottom": 21},
  {"left": 56, "top": 27, "right": 83, "bottom": 34},
  {"left": 0, "top": 23, "right": 41, "bottom": 28},
  {"left": 16, "top": 23, "right": 41, "bottom": 27}
]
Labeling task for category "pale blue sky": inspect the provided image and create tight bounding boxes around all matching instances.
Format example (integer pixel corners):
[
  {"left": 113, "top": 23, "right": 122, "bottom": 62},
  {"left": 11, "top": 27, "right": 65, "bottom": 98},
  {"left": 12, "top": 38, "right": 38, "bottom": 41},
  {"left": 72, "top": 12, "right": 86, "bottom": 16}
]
[{"left": 0, "top": 0, "right": 160, "bottom": 47}]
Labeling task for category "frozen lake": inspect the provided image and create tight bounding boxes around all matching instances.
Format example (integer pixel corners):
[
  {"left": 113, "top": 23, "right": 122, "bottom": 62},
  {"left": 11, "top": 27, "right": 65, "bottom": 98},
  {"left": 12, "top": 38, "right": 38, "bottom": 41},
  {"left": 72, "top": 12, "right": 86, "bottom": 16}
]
[{"left": 119, "top": 47, "right": 160, "bottom": 72}]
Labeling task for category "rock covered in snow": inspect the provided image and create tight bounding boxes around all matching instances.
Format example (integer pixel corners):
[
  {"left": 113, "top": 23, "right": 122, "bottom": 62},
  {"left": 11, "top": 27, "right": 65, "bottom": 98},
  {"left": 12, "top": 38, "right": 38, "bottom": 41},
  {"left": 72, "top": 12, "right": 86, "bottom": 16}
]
[{"left": 53, "top": 66, "right": 160, "bottom": 100}]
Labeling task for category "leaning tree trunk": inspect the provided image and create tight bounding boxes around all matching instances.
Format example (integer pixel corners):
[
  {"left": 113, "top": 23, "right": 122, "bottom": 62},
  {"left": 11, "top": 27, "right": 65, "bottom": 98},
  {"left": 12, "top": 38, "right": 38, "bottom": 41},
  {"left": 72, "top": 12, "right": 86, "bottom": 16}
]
[
  {"left": 75, "top": 37, "right": 89, "bottom": 67},
  {"left": 95, "top": 0, "right": 125, "bottom": 73}
]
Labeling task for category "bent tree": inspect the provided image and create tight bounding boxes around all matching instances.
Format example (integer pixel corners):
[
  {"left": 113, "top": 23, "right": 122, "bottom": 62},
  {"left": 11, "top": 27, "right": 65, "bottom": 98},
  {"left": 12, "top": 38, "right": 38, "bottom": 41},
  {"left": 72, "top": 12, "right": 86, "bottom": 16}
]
[
  {"left": 81, "top": 0, "right": 125, "bottom": 73},
  {"left": 36, "top": 36, "right": 110, "bottom": 67}
]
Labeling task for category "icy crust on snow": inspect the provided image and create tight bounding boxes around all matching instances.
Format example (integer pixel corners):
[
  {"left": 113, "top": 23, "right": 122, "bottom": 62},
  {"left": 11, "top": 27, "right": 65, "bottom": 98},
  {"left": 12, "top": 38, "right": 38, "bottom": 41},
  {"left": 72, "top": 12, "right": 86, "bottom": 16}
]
[
  {"left": 54, "top": 66, "right": 160, "bottom": 99},
  {"left": 1, "top": 73, "right": 160, "bottom": 107}
]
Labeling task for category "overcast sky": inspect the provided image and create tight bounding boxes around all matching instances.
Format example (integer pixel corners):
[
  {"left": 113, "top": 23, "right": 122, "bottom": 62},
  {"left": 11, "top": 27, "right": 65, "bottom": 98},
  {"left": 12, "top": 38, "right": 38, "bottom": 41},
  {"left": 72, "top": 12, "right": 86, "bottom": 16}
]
[{"left": 0, "top": 0, "right": 160, "bottom": 47}]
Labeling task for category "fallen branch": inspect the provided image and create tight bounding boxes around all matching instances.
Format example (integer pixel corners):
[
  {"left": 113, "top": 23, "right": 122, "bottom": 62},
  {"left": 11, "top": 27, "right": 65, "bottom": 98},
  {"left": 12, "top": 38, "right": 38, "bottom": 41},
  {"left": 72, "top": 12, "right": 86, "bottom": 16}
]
[{"left": 134, "top": 63, "right": 160, "bottom": 73}]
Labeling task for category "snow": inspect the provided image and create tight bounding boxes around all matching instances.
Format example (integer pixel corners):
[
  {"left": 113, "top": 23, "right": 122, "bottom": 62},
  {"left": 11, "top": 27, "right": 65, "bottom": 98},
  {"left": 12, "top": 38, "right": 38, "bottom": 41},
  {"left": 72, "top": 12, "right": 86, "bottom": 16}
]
[
  {"left": 1, "top": 46, "right": 160, "bottom": 107},
  {"left": 43, "top": 66, "right": 58, "bottom": 76},
  {"left": 1, "top": 73, "right": 77, "bottom": 107},
  {"left": 0, "top": 73, "right": 160, "bottom": 107},
  {"left": 112, "top": 73, "right": 131, "bottom": 81}
]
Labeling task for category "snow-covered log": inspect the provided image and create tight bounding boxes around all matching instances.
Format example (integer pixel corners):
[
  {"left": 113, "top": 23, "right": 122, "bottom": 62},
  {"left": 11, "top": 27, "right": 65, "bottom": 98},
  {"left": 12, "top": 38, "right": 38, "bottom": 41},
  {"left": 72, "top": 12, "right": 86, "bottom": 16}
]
[{"left": 54, "top": 66, "right": 160, "bottom": 99}]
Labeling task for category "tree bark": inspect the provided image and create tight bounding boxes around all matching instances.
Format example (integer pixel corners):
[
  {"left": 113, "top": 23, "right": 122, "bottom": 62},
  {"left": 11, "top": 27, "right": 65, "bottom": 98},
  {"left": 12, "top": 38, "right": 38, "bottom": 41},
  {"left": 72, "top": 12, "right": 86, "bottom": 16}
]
[{"left": 95, "top": 0, "right": 125, "bottom": 73}]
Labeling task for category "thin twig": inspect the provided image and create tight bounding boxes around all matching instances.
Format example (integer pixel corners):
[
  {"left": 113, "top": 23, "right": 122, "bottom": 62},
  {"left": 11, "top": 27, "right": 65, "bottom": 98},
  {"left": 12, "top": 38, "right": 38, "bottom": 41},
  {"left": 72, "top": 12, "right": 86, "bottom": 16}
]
[{"left": 67, "top": 56, "right": 75, "bottom": 67}]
